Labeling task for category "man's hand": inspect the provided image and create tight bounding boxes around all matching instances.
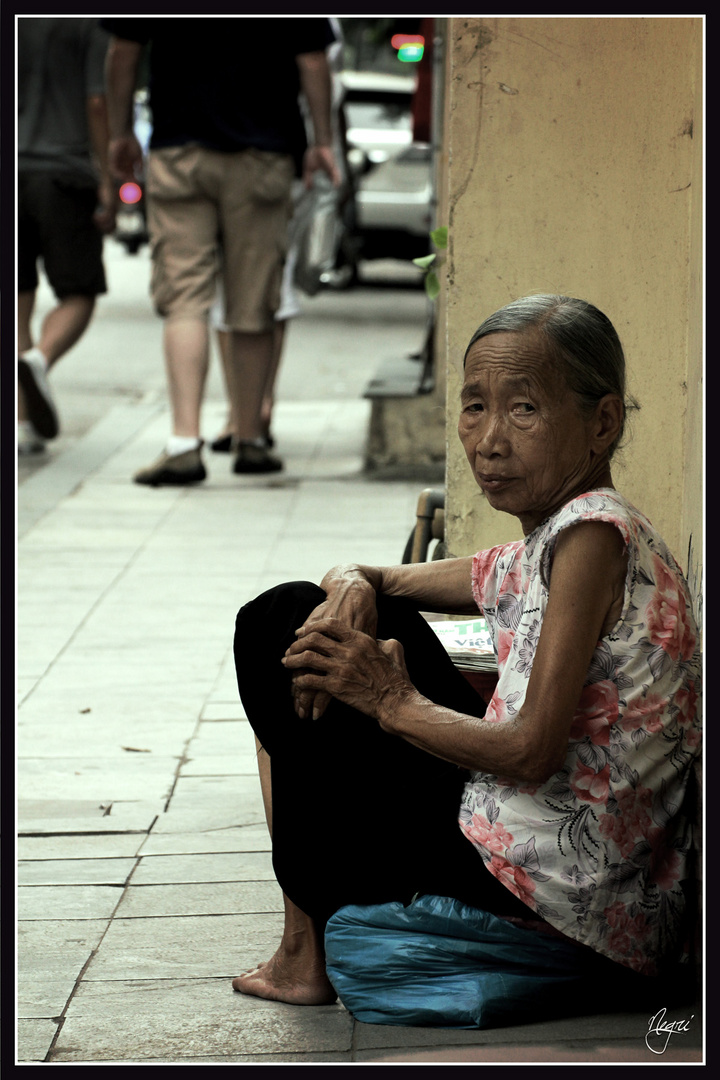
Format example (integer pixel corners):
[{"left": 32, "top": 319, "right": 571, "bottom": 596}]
[
  {"left": 109, "top": 134, "right": 144, "bottom": 184},
  {"left": 93, "top": 178, "right": 118, "bottom": 234},
  {"left": 302, "top": 145, "right": 341, "bottom": 190}
]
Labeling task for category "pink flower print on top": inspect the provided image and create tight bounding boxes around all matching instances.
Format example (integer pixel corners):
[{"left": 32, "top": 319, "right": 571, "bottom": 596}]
[
  {"left": 497, "top": 628, "right": 515, "bottom": 667},
  {"left": 621, "top": 691, "right": 669, "bottom": 735},
  {"left": 598, "top": 784, "right": 654, "bottom": 858},
  {"left": 462, "top": 491, "right": 702, "bottom": 975},
  {"left": 646, "top": 554, "right": 697, "bottom": 662},
  {"left": 570, "top": 681, "right": 618, "bottom": 744},
  {"left": 674, "top": 684, "right": 699, "bottom": 728},
  {"left": 473, "top": 547, "right": 502, "bottom": 595},
  {"left": 502, "top": 553, "right": 524, "bottom": 599},
  {"left": 485, "top": 854, "right": 537, "bottom": 909},
  {"left": 463, "top": 813, "right": 514, "bottom": 854},
  {"left": 569, "top": 760, "right": 611, "bottom": 805}
]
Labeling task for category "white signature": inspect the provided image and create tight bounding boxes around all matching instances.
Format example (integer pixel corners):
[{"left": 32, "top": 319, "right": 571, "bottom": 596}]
[{"left": 645, "top": 1008, "right": 695, "bottom": 1054}]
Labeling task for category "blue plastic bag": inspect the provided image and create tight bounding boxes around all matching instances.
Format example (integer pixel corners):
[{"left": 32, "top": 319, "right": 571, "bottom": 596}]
[{"left": 324, "top": 895, "right": 613, "bottom": 1029}]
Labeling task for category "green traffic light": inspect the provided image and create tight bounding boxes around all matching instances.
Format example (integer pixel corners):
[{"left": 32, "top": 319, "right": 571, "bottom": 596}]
[{"left": 398, "top": 44, "right": 424, "bottom": 62}]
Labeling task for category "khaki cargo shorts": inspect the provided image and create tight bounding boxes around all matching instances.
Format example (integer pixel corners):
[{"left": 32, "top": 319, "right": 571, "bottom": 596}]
[{"left": 147, "top": 144, "right": 294, "bottom": 332}]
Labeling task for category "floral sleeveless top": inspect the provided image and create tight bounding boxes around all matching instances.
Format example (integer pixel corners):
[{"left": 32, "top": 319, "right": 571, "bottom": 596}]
[{"left": 460, "top": 490, "right": 702, "bottom": 976}]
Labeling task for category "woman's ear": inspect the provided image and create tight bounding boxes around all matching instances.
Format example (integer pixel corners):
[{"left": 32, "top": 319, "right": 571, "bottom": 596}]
[{"left": 590, "top": 394, "right": 624, "bottom": 453}]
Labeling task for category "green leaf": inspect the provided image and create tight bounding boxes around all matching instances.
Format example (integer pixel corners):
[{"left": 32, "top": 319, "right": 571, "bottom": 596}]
[
  {"left": 412, "top": 253, "right": 436, "bottom": 269},
  {"left": 430, "top": 226, "right": 448, "bottom": 249},
  {"left": 425, "top": 270, "right": 440, "bottom": 300}
]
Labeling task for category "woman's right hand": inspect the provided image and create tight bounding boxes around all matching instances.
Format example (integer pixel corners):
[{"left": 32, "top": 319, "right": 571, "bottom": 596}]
[{"left": 289, "top": 565, "right": 379, "bottom": 721}]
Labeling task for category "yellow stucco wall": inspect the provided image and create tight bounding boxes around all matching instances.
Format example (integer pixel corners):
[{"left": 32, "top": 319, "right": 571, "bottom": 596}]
[{"left": 443, "top": 16, "right": 703, "bottom": 612}]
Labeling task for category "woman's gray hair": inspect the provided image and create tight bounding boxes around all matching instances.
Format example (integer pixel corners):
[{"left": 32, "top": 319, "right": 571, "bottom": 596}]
[{"left": 464, "top": 294, "right": 639, "bottom": 457}]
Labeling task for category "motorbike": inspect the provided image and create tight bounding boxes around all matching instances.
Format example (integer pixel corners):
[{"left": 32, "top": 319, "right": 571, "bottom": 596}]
[{"left": 114, "top": 89, "right": 151, "bottom": 255}]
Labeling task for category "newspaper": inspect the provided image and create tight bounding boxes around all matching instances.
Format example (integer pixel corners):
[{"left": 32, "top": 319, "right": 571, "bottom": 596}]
[{"left": 429, "top": 617, "right": 498, "bottom": 673}]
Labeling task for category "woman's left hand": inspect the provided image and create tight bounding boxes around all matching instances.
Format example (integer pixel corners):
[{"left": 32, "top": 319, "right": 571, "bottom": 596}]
[{"left": 282, "top": 617, "right": 413, "bottom": 721}]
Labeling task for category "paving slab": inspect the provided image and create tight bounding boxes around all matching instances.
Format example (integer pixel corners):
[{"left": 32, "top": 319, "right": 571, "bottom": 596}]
[
  {"left": 18, "top": 857, "right": 138, "bottom": 886},
  {"left": 180, "top": 754, "right": 259, "bottom": 777},
  {"left": 18, "top": 885, "right": 125, "bottom": 921},
  {"left": 17, "top": 757, "right": 181, "bottom": 801},
  {"left": 18, "top": 919, "right": 110, "bottom": 980},
  {"left": 155, "top": 774, "right": 264, "bottom": 819},
  {"left": 113, "top": 880, "right": 283, "bottom": 918},
  {"left": 17, "top": 976, "right": 86, "bottom": 1020},
  {"left": 51, "top": 978, "right": 353, "bottom": 1062},
  {"left": 148, "top": 805, "right": 266, "bottom": 835},
  {"left": 17, "top": 692, "right": 203, "bottom": 727},
  {"left": 187, "top": 717, "right": 254, "bottom": 747},
  {"left": 16, "top": 1019, "right": 60, "bottom": 1064},
  {"left": 199, "top": 703, "right": 246, "bottom": 721},
  {"left": 81, "top": 912, "right": 285, "bottom": 981},
  {"left": 131, "top": 851, "right": 274, "bottom": 885},
  {"left": 18, "top": 835, "right": 147, "bottom": 861},
  {"left": 17, "top": 800, "right": 163, "bottom": 835},
  {"left": 139, "top": 824, "right": 271, "bottom": 857}
]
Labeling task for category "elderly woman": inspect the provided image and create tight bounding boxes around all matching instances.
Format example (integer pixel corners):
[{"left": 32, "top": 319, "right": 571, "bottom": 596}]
[{"left": 232, "top": 295, "right": 701, "bottom": 1009}]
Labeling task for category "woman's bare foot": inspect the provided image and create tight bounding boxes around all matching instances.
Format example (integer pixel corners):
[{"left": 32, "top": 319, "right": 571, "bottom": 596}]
[{"left": 232, "top": 947, "right": 337, "bottom": 1005}]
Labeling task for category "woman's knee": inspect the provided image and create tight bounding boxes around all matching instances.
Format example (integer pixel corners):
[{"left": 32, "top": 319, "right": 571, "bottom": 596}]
[
  {"left": 236, "top": 581, "right": 323, "bottom": 632},
  {"left": 234, "top": 581, "right": 325, "bottom": 665}
]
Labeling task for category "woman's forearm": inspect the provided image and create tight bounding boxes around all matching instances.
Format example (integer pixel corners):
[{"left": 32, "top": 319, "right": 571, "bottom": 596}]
[
  {"left": 320, "top": 558, "right": 477, "bottom": 614},
  {"left": 376, "top": 687, "right": 565, "bottom": 784}
]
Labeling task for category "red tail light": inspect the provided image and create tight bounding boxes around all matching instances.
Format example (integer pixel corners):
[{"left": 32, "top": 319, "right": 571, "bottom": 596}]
[{"left": 119, "top": 182, "right": 142, "bottom": 205}]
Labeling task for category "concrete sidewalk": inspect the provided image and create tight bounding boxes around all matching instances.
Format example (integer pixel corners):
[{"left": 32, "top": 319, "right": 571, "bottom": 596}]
[{"left": 16, "top": 398, "right": 703, "bottom": 1064}]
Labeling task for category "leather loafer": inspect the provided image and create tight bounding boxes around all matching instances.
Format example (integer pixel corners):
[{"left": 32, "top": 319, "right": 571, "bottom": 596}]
[
  {"left": 134, "top": 446, "right": 207, "bottom": 486},
  {"left": 233, "top": 438, "right": 283, "bottom": 474}
]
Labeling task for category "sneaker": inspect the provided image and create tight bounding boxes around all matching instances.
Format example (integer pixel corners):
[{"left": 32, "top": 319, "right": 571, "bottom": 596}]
[
  {"left": 232, "top": 438, "right": 283, "bottom": 474},
  {"left": 134, "top": 445, "right": 207, "bottom": 487},
  {"left": 18, "top": 354, "right": 59, "bottom": 439},
  {"left": 17, "top": 420, "right": 46, "bottom": 456}
]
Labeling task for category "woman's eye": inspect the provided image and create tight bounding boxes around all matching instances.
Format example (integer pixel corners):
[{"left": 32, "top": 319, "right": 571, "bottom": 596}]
[
  {"left": 464, "top": 402, "right": 483, "bottom": 413},
  {"left": 514, "top": 402, "right": 535, "bottom": 414}
]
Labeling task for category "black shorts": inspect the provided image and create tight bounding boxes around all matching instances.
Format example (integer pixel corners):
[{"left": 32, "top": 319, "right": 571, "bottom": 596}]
[{"left": 18, "top": 171, "right": 107, "bottom": 298}]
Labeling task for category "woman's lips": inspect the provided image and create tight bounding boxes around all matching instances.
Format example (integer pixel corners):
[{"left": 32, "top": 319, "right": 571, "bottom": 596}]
[{"left": 477, "top": 474, "right": 514, "bottom": 492}]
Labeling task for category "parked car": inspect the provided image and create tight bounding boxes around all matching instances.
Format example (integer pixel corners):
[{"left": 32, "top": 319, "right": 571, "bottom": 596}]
[{"left": 340, "top": 71, "right": 433, "bottom": 264}]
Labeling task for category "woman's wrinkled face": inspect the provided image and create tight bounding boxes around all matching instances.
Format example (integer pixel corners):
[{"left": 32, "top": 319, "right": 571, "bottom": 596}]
[{"left": 459, "top": 330, "right": 600, "bottom": 533}]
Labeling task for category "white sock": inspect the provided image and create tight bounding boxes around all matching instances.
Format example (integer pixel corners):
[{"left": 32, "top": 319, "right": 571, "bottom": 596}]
[
  {"left": 165, "top": 435, "right": 201, "bottom": 457},
  {"left": 21, "top": 346, "right": 49, "bottom": 370}
]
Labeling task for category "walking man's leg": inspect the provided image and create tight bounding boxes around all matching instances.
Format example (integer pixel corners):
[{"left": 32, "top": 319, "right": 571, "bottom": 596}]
[
  {"left": 18, "top": 171, "right": 105, "bottom": 446},
  {"left": 163, "top": 316, "right": 210, "bottom": 439},
  {"left": 227, "top": 330, "right": 283, "bottom": 474},
  {"left": 133, "top": 147, "right": 217, "bottom": 487}
]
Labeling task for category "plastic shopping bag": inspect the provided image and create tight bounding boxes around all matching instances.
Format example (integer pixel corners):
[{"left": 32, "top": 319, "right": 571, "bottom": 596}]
[
  {"left": 324, "top": 894, "right": 620, "bottom": 1029},
  {"left": 293, "top": 173, "right": 343, "bottom": 297}
]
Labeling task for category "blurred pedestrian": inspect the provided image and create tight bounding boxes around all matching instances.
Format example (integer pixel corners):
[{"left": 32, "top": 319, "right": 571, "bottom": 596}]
[
  {"left": 209, "top": 17, "right": 350, "bottom": 456},
  {"left": 17, "top": 17, "right": 115, "bottom": 455},
  {"left": 103, "top": 17, "right": 340, "bottom": 486}
]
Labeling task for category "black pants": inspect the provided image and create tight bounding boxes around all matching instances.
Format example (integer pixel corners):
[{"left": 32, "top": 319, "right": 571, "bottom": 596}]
[{"left": 234, "top": 581, "right": 532, "bottom": 926}]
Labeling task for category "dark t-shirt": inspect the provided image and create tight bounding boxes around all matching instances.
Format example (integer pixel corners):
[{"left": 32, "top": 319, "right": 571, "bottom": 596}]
[
  {"left": 101, "top": 17, "right": 335, "bottom": 171},
  {"left": 18, "top": 17, "right": 110, "bottom": 180}
]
